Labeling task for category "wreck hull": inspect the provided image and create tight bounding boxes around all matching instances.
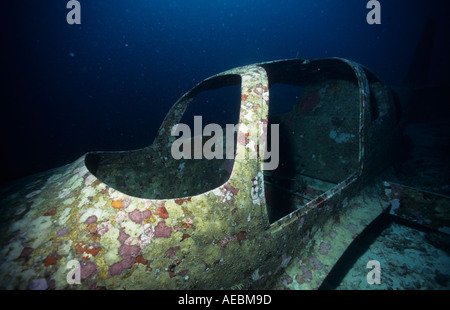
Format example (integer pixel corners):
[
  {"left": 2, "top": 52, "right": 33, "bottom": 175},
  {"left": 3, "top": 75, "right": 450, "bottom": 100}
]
[{"left": 0, "top": 58, "right": 400, "bottom": 289}]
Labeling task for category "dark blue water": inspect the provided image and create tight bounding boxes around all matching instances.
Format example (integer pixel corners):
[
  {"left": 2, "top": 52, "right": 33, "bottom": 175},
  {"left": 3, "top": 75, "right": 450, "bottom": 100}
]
[{"left": 2, "top": 0, "right": 449, "bottom": 184}]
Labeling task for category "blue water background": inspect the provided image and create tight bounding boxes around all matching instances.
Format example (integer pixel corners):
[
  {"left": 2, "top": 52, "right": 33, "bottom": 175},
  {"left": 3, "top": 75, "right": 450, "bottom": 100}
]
[{"left": 1, "top": 0, "right": 448, "bottom": 183}]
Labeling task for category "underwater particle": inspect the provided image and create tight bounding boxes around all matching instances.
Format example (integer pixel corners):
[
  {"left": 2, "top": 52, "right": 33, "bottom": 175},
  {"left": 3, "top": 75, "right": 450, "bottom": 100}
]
[
  {"left": 155, "top": 206, "right": 169, "bottom": 219},
  {"left": 80, "top": 261, "right": 97, "bottom": 280},
  {"left": 43, "top": 255, "right": 57, "bottom": 266},
  {"left": 112, "top": 199, "right": 123, "bottom": 209},
  {"left": 69, "top": 52, "right": 75, "bottom": 57},
  {"left": 57, "top": 228, "right": 69, "bottom": 237},
  {"left": 28, "top": 278, "right": 47, "bottom": 290},
  {"left": 318, "top": 242, "right": 331, "bottom": 255},
  {"left": 128, "top": 209, "right": 143, "bottom": 224},
  {"left": 154, "top": 221, "right": 172, "bottom": 238}
]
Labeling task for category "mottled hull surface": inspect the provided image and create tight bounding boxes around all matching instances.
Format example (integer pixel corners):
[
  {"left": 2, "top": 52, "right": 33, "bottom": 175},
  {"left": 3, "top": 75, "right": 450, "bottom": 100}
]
[{"left": 0, "top": 59, "right": 406, "bottom": 290}]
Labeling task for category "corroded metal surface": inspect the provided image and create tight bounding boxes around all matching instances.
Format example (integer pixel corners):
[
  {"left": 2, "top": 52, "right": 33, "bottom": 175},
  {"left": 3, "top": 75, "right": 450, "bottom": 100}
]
[
  {"left": 384, "top": 182, "right": 450, "bottom": 235},
  {"left": 0, "top": 58, "right": 400, "bottom": 289}
]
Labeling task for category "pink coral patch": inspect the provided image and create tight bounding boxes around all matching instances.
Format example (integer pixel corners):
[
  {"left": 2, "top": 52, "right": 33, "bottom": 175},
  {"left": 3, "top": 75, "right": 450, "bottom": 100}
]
[
  {"left": 128, "top": 209, "right": 143, "bottom": 224},
  {"left": 80, "top": 261, "right": 97, "bottom": 280},
  {"left": 143, "top": 210, "right": 152, "bottom": 219},
  {"left": 318, "top": 242, "right": 331, "bottom": 255},
  {"left": 154, "top": 221, "right": 172, "bottom": 238},
  {"left": 85, "top": 215, "right": 98, "bottom": 225}
]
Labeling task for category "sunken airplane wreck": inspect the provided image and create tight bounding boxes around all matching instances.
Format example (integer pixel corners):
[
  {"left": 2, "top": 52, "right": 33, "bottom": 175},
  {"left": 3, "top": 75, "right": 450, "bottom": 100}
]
[{"left": 0, "top": 58, "right": 448, "bottom": 290}]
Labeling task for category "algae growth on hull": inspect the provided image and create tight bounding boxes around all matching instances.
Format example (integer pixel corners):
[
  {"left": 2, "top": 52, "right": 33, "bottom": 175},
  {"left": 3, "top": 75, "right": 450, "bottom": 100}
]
[{"left": 0, "top": 58, "right": 407, "bottom": 290}]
